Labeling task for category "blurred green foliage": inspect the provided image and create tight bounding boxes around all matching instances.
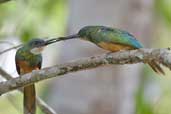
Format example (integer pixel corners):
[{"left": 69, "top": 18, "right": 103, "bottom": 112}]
[
  {"left": 135, "top": 72, "right": 154, "bottom": 114},
  {"left": 155, "top": 0, "right": 171, "bottom": 27},
  {"left": 0, "top": 0, "right": 68, "bottom": 42}
]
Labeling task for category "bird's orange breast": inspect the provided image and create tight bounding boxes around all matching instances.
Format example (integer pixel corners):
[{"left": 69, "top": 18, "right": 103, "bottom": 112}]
[
  {"left": 97, "top": 42, "right": 134, "bottom": 52},
  {"left": 17, "top": 60, "right": 40, "bottom": 75}
]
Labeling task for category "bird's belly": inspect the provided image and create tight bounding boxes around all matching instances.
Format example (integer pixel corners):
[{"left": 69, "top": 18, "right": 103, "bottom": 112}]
[
  {"left": 17, "top": 61, "right": 39, "bottom": 75},
  {"left": 97, "top": 42, "right": 134, "bottom": 52}
]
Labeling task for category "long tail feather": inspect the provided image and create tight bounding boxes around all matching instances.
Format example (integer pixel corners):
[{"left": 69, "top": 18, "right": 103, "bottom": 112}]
[
  {"left": 24, "top": 84, "right": 36, "bottom": 114},
  {"left": 148, "top": 60, "right": 165, "bottom": 75}
]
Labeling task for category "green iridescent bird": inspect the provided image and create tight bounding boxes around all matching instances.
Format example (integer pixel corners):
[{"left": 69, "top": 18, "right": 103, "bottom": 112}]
[
  {"left": 57, "top": 25, "right": 164, "bottom": 75},
  {"left": 15, "top": 38, "right": 57, "bottom": 114}
]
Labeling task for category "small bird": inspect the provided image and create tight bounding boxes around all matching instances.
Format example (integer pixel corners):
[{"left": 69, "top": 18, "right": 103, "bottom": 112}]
[
  {"left": 57, "top": 25, "right": 164, "bottom": 75},
  {"left": 15, "top": 38, "right": 57, "bottom": 114}
]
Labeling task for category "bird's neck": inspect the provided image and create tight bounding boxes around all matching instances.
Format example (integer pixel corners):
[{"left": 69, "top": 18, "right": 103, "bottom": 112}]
[{"left": 18, "top": 47, "right": 42, "bottom": 66}]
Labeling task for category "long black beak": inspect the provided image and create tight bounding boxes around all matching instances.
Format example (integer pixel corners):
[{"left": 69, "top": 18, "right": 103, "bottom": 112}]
[
  {"left": 45, "top": 34, "right": 79, "bottom": 45},
  {"left": 59, "top": 34, "right": 80, "bottom": 40},
  {"left": 45, "top": 39, "right": 59, "bottom": 45}
]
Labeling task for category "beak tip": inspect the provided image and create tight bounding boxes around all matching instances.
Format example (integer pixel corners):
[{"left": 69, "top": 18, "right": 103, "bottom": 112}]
[
  {"left": 44, "top": 34, "right": 79, "bottom": 45},
  {"left": 45, "top": 39, "right": 58, "bottom": 45}
]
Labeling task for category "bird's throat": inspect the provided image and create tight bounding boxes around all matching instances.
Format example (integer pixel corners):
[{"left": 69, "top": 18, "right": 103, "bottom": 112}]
[{"left": 30, "top": 47, "right": 44, "bottom": 55}]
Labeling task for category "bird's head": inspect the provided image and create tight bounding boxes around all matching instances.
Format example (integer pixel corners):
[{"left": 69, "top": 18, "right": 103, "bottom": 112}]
[
  {"left": 78, "top": 26, "right": 93, "bottom": 40},
  {"left": 26, "top": 38, "right": 58, "bottom": 55},
  {"left": 56, "top": 26, "right": 99, "bottom": 41}
]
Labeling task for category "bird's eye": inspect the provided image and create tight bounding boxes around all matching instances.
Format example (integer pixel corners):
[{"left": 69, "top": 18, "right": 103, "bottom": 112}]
[{"left": 35, "top": 41, "right": 40, "bottom": 45}]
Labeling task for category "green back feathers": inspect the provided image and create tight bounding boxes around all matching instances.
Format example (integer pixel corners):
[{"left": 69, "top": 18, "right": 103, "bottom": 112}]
[{"left": 78, "top": 26, "right": 143, "bottom": 48}]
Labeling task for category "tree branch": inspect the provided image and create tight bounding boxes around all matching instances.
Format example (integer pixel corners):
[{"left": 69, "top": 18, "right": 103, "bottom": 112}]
[
  {"left": 0, "top": 44, "right": 22, "bottom": 55},
  {"left": 0, "top": 48, "right": 171, "bottom": 95},
  {"left": 0, "top": 68, "right": 57, "bottom": 114}
]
